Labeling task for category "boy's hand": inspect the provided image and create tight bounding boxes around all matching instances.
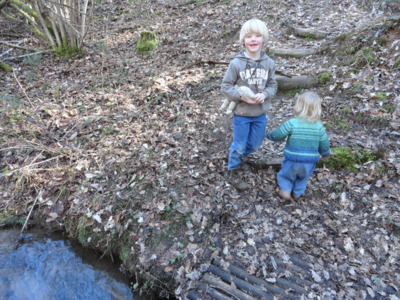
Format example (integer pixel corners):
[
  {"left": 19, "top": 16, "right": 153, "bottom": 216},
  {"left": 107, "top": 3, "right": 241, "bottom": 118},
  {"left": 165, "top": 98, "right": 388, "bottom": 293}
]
[
  {"left": 240, "top": 96, "right": 257, "bottom": 104},
  {"left": 253, "top": 93, "right": 265, "bottom": 104}
]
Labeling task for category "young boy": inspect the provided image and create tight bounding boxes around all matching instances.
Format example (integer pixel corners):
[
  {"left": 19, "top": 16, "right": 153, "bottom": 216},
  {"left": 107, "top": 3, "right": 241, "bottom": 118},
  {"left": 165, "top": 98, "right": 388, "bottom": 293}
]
[
  {"left": 267, "top": 91, "right": 331, "bottom": 200},
  {"left": 221, "top": 18, "right": 278, "bottom": 191}
]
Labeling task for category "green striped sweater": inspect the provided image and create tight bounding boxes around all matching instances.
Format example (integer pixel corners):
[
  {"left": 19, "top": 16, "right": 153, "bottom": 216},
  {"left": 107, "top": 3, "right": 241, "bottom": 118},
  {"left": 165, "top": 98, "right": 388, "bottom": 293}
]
[{"left": 267, "top": 117, "right": 330, "bottom": 162}]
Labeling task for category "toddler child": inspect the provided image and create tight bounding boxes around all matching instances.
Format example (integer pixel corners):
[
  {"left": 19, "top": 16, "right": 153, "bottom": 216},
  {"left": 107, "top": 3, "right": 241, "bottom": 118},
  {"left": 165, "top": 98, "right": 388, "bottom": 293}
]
[{"left": 267, "top": 91, "right": 330, "bottom": 200}]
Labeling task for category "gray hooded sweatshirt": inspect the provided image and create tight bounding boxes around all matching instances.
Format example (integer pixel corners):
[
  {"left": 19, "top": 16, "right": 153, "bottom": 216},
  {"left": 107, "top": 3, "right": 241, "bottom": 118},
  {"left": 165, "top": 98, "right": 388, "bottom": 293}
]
[{"left": 221, "top": 51, "right": 277, "bottom": 117}]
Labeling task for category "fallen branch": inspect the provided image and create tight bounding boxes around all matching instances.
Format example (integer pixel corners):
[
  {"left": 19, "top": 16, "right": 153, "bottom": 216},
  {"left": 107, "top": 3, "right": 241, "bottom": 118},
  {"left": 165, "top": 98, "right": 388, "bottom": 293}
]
[
  {"left": 182, "top": 60, "right": 229, "bottom": 70},
  {"left": 13, "top": 69, "right": 35, "bottom": 108},
  {"left": 2, "top": 155, "right": 63, "bottom": 177},
  {"left": 0, "top": 39, "right": 24, "bottom": 59},
  {"left": 246, "top": 157, "right": 283, "bottom": 170},
  {"left": 0, "top": 39, "right": 36, "bottom": 51},
  {"left": 177, "top": 0, "right": 214, "bottom": 6},
  {"left": 20, "top": 188, "right": 43, "bottom": 235},
  {"left": 3, "top": 49, "right": 53, "bottom": 61}
]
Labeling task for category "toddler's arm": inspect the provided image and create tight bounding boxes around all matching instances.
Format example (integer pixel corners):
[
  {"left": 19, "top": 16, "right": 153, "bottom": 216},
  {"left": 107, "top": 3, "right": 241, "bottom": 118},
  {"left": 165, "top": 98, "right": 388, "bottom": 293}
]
[
  {"left": 318, "top": 126, "right": 331, "bottom": 158},
  {"left": 267, "top": 120, "right": 292, "bottom": 141}
]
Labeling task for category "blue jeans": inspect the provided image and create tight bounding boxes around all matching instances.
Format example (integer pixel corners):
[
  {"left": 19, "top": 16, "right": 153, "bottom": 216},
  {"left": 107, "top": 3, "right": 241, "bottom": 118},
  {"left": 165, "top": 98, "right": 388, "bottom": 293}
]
[
  {"left": 277, "top": 159, "right": 316, "bottom": 197},
  {"left": 228, "top": 114, "right": 267, "bottom": 170}
]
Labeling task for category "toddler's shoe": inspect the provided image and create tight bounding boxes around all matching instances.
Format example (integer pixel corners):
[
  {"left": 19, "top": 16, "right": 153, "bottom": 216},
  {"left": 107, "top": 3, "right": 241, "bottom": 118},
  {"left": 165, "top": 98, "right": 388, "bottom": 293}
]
[{"left": 278, "top": 190, "right": 291, "bottom": 200}]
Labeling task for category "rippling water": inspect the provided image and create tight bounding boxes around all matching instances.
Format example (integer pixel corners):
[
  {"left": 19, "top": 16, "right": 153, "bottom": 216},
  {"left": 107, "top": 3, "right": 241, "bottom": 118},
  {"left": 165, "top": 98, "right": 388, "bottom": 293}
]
[{"left": 0, "top": 229, "right": 135, "bottom": 300}]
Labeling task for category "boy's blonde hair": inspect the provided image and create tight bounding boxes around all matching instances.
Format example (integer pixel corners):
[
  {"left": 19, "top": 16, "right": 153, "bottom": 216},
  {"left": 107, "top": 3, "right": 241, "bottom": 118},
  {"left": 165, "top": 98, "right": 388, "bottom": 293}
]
[
  {"left": 239, "top": 18, "right": 269, "bottom": 46},
  {"left": 293, "top": 91, "right": 322, "bottom": 123}
]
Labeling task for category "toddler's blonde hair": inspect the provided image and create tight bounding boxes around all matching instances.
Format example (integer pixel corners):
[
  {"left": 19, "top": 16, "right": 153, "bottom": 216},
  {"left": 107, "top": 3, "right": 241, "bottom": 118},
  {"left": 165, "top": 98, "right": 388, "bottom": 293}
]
[
  {"left": 239, "top": 18, "right": 269, "bottom": 46},
  {"left": 294, "top": 91, "right": 322, "bottom": 123}
]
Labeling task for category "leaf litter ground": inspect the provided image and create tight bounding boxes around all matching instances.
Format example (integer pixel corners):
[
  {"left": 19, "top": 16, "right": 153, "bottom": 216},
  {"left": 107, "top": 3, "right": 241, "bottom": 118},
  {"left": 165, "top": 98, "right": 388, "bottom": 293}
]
[{"left": 1, "top": 0, "right": 399, "bottom": 298}]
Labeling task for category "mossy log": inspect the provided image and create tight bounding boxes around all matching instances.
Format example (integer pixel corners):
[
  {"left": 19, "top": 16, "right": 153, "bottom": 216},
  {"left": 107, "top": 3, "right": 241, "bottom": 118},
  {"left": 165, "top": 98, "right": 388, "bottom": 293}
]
[
  {"left": 286, "top": 25, "right": 329, "bottom": 40},
  {"left": 276, "top": 75, "right": 319, "bottom": 91}
]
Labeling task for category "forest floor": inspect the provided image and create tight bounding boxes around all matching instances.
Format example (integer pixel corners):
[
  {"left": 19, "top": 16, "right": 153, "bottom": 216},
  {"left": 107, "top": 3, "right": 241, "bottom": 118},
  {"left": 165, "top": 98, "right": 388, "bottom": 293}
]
[{"left": 1, "top": 0, "right": 400, "bottom": 299}]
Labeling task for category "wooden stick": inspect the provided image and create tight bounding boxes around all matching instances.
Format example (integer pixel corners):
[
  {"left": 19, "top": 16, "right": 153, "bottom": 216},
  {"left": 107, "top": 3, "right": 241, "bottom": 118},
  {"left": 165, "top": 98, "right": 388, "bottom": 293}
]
[
  {"left": 182, "top": 60, "right": 229, "bottom": 70},
  {"left": 20, "top": 188, "right": 43, "bottom": 235},
  {"left": 13, "top": 69, "right": 35, "bottom": 108},
  {"left": 0, "top": 39, "right": 24, "bottom": 59},
  {"left": 0, "top": 40, "right": 34, "bottom": 51},
  {"left": 3, "top": 49, "right": 53, "bottom": 61},
  {"left": 3, "top": 155, "right": 63, "bottom": 177}
]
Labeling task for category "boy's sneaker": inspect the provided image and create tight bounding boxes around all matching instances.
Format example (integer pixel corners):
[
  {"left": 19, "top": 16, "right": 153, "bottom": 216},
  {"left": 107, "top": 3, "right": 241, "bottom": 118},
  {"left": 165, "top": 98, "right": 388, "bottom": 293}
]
[
  {"left": 224, "top": 169, "right": 250, "bottom": 191},
  {"left": 238, "top": 160, "right": 251, "bottom": 171},
  {"left": 278, "top": 190, "right": 292, "bottom": 200}
]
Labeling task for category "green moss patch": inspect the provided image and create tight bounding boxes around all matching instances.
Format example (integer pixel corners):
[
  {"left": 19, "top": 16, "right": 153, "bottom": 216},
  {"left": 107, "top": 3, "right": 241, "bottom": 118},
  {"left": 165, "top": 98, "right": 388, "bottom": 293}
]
[
  {"left": 318, "top": 146, "right": 381, "bottom": 171},
  {"left": 0, "top": 212, "right": 26, "bottom": 228},
  {"left": 351, "top": 47, "right": 376, "bottom": 67},
  {"left": 394, "top": 57, "right": 400, "bottom": 68},
  {"left": 318, "top": 72, "right": 332, "bottom": 85},
  {"left": 136, "top": 30, "right": 158, "bottom": 55},
  {"left": 0, "top": 62, "right": 13, "bottom": 72}
]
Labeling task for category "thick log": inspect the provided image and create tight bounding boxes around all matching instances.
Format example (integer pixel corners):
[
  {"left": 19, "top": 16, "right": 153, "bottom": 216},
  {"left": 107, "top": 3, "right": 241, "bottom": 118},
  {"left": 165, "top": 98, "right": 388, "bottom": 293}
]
[
  {"left": 269, "top": 48, "right": 318, "bottom": 58},
  {"left": 287, "top": 25, "right": 329, "bottom": 39},
  {"left": 246, "top": 157, "right": 282, "bottom": 170},
  {"left": 276, "top": 75, "right": 319, "bottom": 91}
]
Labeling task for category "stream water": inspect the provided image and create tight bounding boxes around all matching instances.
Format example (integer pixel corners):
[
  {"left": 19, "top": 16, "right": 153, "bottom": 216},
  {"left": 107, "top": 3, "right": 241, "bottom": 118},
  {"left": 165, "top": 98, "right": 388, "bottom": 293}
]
[{"left": 0, "top": 228, "right": 142, "bottom": 300}]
